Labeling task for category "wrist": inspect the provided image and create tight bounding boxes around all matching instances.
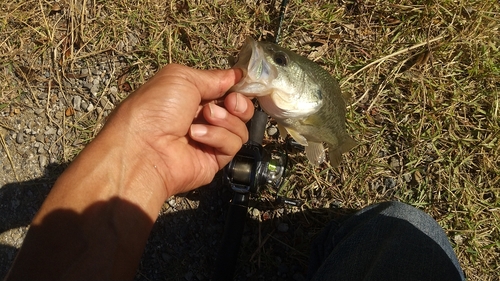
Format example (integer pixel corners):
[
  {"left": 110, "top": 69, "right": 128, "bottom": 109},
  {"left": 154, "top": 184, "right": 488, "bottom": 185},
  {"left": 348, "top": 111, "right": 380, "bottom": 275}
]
[
  {"left": 38, "top": 117, "right": 168, "bottom": 222},
  {"left": 87, "top": 119, "right": 169, "bottom": 215}
]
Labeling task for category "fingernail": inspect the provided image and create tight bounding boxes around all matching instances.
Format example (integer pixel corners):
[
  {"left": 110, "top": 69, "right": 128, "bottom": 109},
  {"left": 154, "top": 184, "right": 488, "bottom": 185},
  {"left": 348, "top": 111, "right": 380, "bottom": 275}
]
[
  {"left": 190, "top": 124, "right": 208, "bottom": 137},
  {"left": 234, "top": 93, "right": 248, "bottom": 113},
  {"left": 209, "top": 103, "right": 227, "bottom": 119}
]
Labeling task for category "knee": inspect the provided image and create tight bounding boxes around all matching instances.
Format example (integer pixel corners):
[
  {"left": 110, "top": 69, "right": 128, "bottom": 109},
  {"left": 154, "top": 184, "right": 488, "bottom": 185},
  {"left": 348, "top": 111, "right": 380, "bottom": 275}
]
[{"left": 374, "top": 201, "right": 441, "bottom": 233}]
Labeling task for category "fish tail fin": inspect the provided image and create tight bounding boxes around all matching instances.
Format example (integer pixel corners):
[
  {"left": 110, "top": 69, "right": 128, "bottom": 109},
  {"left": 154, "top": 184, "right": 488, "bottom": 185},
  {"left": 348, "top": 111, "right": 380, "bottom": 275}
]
[
  {"left": 305, "top": 142, "right": 326, "bottom": 166},
  {"left": 328, "top": 136, "right": 357, "bottom": 167}
]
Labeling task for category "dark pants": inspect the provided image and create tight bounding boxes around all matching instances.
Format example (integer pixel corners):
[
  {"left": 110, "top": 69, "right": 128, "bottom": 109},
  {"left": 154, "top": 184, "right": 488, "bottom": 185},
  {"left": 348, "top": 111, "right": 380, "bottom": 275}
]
[{"left": 308, "top": 201, "right": 465, "bottom": 281}]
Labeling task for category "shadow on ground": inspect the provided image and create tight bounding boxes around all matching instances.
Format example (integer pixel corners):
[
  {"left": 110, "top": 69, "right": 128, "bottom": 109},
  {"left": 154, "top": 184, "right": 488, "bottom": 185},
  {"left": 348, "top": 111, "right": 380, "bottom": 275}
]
[
  {"left": 0, "top": 167, "right": 355, "bottom": 281},
  {"left": 136, "top": 180, "right": 356, "bottom": 281},
  {"left": 0, "top": 163, "right": 66, "bottom": 279}
]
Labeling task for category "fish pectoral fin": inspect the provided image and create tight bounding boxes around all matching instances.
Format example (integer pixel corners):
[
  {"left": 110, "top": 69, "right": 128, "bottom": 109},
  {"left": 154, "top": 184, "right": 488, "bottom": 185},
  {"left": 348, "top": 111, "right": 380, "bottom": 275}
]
[
  {"left": 302, "top": 114, "right": 321, "bottom": 126},
  {"left": 328, "top": 136, "right": 357, "bottom": 167},
  {"left": 305, "top": 142, "right": 326, "bottom": 166},
  {"left": 286, "top": 128, "right": 309, "bottom": 146},
  {"left": 277, "top": 124, "right": 288, "bottom": 139}
]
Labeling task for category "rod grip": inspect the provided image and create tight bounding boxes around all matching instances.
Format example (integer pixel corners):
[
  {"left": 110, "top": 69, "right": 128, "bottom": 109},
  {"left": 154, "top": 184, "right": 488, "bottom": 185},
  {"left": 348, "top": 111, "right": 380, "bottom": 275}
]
[
  {"left": 248, "top": 110, "right": 268, "bottom": 146},
  {"left": 212, "top": 193, "right": 249, "bottom": 280}
]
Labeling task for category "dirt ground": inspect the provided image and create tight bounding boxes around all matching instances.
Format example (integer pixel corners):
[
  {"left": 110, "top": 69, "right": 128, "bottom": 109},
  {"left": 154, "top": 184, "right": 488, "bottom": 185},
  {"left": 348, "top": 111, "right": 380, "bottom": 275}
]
[{"left": 1, "top": 0, "right": 499, "bottom": 280}]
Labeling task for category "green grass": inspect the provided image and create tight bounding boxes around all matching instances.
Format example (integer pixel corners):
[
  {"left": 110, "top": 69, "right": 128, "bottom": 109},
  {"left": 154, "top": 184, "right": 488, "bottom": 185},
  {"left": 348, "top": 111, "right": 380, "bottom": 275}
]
[{"left": 1, "top": 0, "right": 499, "bottom": 279}]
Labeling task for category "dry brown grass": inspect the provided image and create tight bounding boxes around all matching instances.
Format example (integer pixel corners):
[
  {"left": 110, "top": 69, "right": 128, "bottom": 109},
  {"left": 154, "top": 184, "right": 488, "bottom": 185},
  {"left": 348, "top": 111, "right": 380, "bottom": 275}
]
[{"left": 1, "top": 0, "right": 499, "bottom": 279}]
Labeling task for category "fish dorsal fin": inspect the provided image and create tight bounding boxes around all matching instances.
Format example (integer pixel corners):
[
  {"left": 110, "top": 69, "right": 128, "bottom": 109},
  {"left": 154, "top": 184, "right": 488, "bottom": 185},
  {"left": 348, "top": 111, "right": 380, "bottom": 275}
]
[
  {"left": 305, "top": 142, "right": 325, "bottom": 166},
  {"left": 286, "top": 127, "right": 309, "bottom": 146},
  {"left": 328, "top": 136, "right": 357, "bottom": 167}
]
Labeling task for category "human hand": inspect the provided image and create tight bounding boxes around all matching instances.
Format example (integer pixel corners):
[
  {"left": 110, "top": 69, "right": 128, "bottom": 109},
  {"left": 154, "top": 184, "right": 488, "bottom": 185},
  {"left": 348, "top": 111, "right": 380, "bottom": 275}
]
[
  {"left": 4, "top": 64, "right": 253, "bottom": 281},
  {"left": 100, "top": 64, "right": 254, "bottom": 198}
]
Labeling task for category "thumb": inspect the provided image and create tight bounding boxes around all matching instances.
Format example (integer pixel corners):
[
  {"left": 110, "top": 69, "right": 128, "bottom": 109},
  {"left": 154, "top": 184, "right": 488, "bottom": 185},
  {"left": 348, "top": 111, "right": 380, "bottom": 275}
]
[{"left": 158, "top": 64, "right": 243, "bottom": 101}]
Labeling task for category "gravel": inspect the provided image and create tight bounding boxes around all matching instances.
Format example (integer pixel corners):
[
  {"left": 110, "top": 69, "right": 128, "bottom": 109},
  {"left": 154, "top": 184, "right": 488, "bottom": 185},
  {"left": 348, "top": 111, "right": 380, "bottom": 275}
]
[
  {"left": 0, "top": 53, "right": 126, "bottom": 279},
  {"left": 0, "top": 50, "right": 380, "bottom": 281}
]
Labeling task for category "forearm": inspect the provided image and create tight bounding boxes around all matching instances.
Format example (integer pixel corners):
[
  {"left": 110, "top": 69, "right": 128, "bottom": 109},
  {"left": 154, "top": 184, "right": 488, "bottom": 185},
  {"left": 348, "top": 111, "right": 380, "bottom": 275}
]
[
  {"left": 5, "top": 65, "right": 253, "bottom": 281},
  {"left": 5, "top": 121, "right": 167, "bottom": 281}
]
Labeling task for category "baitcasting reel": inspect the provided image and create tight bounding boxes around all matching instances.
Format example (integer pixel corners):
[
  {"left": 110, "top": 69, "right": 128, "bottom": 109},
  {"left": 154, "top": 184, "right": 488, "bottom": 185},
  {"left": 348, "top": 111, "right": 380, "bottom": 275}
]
[{"left": 223, "top": 109, "right": 286, "bottom": 196}]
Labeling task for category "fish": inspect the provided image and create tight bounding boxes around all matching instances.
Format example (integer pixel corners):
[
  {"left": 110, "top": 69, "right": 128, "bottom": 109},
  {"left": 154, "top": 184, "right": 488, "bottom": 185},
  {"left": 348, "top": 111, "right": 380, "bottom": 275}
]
[{"left": 230, "top": 37, "right": 356, "bottom": 167}]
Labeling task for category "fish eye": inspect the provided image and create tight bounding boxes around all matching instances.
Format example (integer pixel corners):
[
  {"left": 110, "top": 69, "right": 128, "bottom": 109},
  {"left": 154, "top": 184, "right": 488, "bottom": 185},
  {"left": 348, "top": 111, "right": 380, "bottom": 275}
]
[{"left": 273, "top": 52, "right": 288, "bottom": 66}]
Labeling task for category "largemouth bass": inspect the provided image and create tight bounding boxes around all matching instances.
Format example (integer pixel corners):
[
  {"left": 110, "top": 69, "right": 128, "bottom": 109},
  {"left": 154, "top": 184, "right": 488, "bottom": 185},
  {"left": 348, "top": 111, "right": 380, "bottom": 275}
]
[{"left": 230, "top": 37, "right": 356, "bottom": 167}]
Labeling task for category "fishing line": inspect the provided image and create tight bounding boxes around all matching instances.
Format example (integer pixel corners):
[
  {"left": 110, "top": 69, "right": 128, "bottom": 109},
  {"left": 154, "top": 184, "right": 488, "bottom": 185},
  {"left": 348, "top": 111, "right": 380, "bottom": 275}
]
[{"left": 270, "top": 0, "right": 305, "bottom": 206}]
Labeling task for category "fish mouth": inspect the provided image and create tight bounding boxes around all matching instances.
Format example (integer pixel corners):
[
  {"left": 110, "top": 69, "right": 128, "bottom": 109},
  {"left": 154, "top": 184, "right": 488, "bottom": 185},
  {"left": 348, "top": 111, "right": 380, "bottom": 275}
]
[{"left": 230, "top": 37, "right": 277, "bottom": 97}]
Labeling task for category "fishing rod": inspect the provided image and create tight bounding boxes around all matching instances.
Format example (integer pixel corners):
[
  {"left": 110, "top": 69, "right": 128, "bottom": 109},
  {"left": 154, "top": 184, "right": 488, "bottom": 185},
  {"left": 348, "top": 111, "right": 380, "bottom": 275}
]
[
  {"left": 212, "top": 109, "right": 286, "bottom": 280},
  {"left": 212, "top": 1, "right": 291, "bottom": 280},
  {"left": 274, "top": 0, "right": 289, "bottom": 44}
]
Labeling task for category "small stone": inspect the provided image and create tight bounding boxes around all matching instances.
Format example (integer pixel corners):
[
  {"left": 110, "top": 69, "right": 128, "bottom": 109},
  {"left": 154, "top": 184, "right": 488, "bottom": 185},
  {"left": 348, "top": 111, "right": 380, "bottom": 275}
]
[
  {"left": 16, "top": 132, "right": 25, "bottom": 144},
  {"left": 403, "top": 173, "right": 412, "bottom": 183},
  {"left": 267, "top": 126, "right": 278, "bottom": 137},
  {"left": 90, "top": 85, "right": 99, "bottom": 96},
  {"left": 127, "top": 32, "right": 139, "bottom": 46},
  {"left": 116, "top": 41, "right": 125, "bottom": 51},
  {"left": 330, "top": 201, "right": 342, "bottom": 208},
  {"left": 54, "top": 111, "right": 64, "bottom": 119},
  {"left": 36, "top": 134, "right": 44, "bottom": 142},
  {"left": 34, "top": 108, "right": 45, "bottom": 115},
  {"left": 390, "top": 157, "right": 400, "bottom": 169},
  {"left": 81, "top": 100, "right": 88, "bottom": 110},
  {"left": 44, "top": 127, "right": 57, "bottom": 135},
  {"left": 39, "top": 155, "right": 47, "bottom": 169},
  {"left": 73, "top": 96, "right": 82, "bottom": 111},
  {"left": 108, "top": 94, "right": 116, "bottom": 104},
  {"left": 109, "top": 86, "right": 118, "bottom": 95},
  {"left": 38, "top": 92, "right": 48, "bottom": 100},
  {"left": 251, "top": 208, "right": 260, "bottom": 218},
  {"left": 86, "top": 102, "right": 94, "bottom": 112},
  {"left": 168, "top": 198, "right": 176, "bottom": 207},
  {"left": 63, "top": 80, "right": 72, "bottom": 88},
  {"left": 277, "top": 223, "right": 289, "bottom": 232},
  {"left": 100, "top": 97, "right": 109, "bottom": 108},
  {"left": 80, "top": 68, "right": 89, "bottom": 76},
  {"left": 453, "top": 234, "right": 464, "bottom": 245},
  {"left": 93, "top": 77, "right": 101, "bottom": 85},
  {"left": 384, "top": 177, "right": 396, "bottom": 189},
  {"left": 83, "top": 81, "right": 93, "bottom": 90}
]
